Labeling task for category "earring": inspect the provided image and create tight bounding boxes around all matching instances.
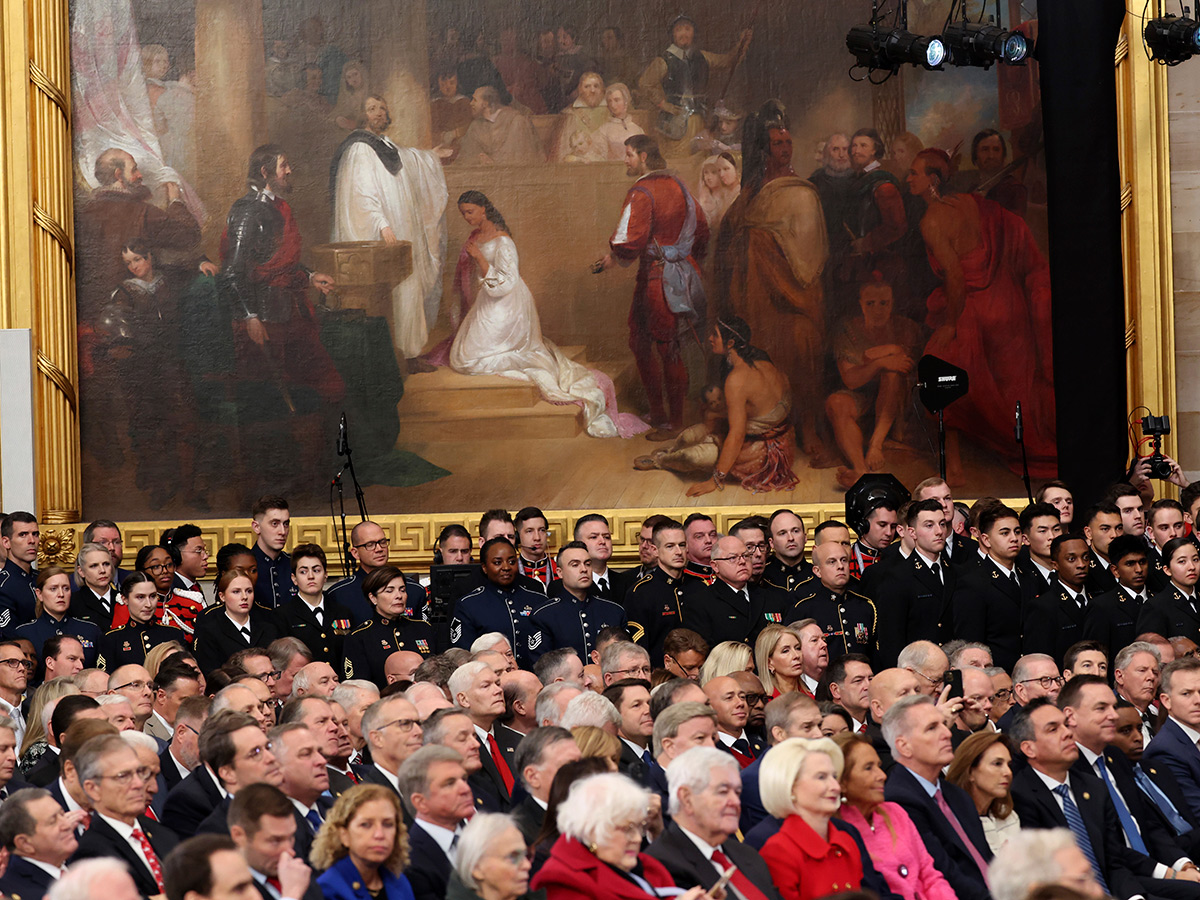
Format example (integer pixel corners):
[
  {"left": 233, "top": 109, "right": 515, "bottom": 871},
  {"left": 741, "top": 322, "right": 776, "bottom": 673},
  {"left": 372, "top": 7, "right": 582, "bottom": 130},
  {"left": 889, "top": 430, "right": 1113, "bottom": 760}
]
[{"left": 588, "top": 842, "right": 598, "bottom": 855}]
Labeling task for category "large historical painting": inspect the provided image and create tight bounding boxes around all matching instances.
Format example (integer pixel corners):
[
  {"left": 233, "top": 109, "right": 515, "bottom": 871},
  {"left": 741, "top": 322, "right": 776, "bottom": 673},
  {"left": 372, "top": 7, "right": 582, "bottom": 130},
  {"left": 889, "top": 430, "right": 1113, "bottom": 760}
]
[{"left": 70, "top": 0, "right": 1052, "bottom": 519}]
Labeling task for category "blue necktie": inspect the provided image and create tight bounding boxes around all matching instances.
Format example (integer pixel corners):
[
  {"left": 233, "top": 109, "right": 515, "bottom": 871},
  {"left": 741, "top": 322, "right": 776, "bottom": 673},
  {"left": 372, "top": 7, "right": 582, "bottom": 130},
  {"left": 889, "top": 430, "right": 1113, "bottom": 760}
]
[
  {"left": 1134, "top": 765, "right": 1194, "bottom": 835},
  {"left": 1054, "top": 783, "right": 1110, "bottom": 894},
  {"left": 1095, "top": 757, "right": 1147, "bottom": 854},
  {"left": 642, "top": 748, "right": 653, "bottom": 768},
  {"left": 305, "top": 809, "right": 324, "bottom": 834}
]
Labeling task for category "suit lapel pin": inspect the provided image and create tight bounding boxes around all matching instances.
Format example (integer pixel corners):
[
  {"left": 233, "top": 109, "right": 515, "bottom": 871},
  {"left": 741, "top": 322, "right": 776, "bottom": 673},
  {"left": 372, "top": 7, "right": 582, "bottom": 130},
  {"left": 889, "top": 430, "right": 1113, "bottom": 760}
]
[{"left": 1082, "top": 792, "right": 1090, "bottom": 800}]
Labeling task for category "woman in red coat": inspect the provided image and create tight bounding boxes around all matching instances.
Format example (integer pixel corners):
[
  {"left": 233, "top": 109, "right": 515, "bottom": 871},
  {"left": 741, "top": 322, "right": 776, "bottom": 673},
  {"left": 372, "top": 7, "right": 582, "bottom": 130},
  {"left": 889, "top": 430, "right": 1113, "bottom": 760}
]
[
  {"left": 532, "top": 772, "right": 709, "bottom": 900},
  {"left": 759, "top": 737, "right": 864, "bottom": 900}
]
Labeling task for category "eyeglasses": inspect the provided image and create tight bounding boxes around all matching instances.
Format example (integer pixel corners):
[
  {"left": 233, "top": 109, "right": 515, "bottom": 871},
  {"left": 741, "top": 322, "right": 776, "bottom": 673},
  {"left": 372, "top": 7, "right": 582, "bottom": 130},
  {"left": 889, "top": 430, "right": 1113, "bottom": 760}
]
[
  {"left": 993, "top": 688, "right": 1014, "bottom": 701},
  {"left": 354, "top": 537, "right": 390, "bottom": 552},
  {"left": 665, "top": 654, "right": 701, "bottom": 677},
  {"left": 242, "top": 742, "right": 274, "bottom": 761},
  {"left": 742, "top": 542, "right": 768, "bottom": 553},
  {"left": 95, "top": 766, "right": 153, "bottom": 785},
  {"left": 145, "top": 562, "right": 176, "bottom": 573},
  {"left": 743, "top": 692, "right": 769, "bottom": 706},
  {"left": 181, "top": 724, "right": 200, "bottom": 736},
  {"left": 712, "top": 553, "right": 752, "bottom": 563},
  {"left": 374, "top": 717, "right": 418, "bottom": 734},
  {"left": 500, "top": 847, "right": 536, "bottom": 867},
  {"left": 251, "top": 670, "right": 283, "bottom": 682},
  {"left": 0, "top": 658, "right": 31, "bottom": 671},
  {"left": 111, "top": 680, "right": 152, "bottom": 693},
  {"left": 614, "top": 821, "right": 648, "bottom": 840},
  {"left": 609, "top": 665, "right": 652, "bottom": 679},
  {"left": 912, "top": 669, "right": 946, "bottom": 687},
  {"left": 1018, "top": 675, "right": 1066, "bottom": 689}
]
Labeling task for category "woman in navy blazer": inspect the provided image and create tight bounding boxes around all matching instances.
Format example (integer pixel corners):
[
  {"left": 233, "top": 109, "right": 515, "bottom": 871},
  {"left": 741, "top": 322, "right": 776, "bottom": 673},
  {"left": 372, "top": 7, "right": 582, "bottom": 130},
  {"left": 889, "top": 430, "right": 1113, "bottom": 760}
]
[{"left": 311, "top": 784, "right": 416, "bottom": 900}]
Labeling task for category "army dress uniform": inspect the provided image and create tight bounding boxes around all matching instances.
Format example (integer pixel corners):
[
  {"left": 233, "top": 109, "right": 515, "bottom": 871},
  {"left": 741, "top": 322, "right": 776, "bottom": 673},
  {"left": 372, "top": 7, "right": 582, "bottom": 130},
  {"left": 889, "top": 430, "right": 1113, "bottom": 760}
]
[
  {"left": 450, "top": 582, "right": 545, "bottom": 664},
  {"left": 783, "top": 582, "right": 877, "bottom": 662},
  {"left": 526, "top": 591, "right": 629, "bottom": 663},
  {"left": 326, "top": 567, "right": 428, "bottom": 628},
  {"left": 343, "top": 614, "right": 435, "bottom": 684},
  {"left": 625, "top": 566, "right": 687, "bottom": 665},
  {"left": 15, "top": 612, "right": 101, "bottom": 667},
  {"left": 98, "top": 620, "right": 189, "bottom": 669},
  {"left": 761, "top": 557, "right": 814, "bottom": 594},
  {"left": 276, "top": 596, "right": 354, "bottom": 664}
]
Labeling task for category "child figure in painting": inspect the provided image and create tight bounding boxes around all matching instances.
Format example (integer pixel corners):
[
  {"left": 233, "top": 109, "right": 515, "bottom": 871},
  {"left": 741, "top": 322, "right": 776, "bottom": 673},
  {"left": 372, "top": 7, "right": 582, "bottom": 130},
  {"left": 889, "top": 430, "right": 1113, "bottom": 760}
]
[{"left": 634, "top": 384, "right": 725, "bottom": 472}]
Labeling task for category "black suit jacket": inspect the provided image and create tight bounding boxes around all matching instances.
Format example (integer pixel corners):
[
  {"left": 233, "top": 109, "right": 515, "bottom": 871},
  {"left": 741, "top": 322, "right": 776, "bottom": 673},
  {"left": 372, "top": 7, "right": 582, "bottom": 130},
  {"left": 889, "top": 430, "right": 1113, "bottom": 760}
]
[
  {"left": 275, "top": 596, "right": 355, "bottom": 664},
  {"left": 645, "top": 820, "right": 782, "bottom": 900},
  {"left": 1084, "top": 586, "right": 1148, "bottom": 661},
  {"left": 405, "top": 821, "right": 452, "bottom": 900},
  {"left": 493, "top": 724, "right": 522, "bottom": 770},
  {"left": 511, "top": 793, "right": 545, "bottom": 846},
  {"left": 1011, "top": 765, "right": 1155, "bottom": 900},
  {"left": 1086, "top": 551, "right": 1120, "bottom": 595},
  {"left": 1137, "top": 585, "right": 1200, "bottom": 642},
  {"left": 71, "top": 814, "right": 179, "bottom": 898},
  {"left": 159, "top": 746, "right": 186, "bottom": 792},
  {"left": 192, "top": 604, "right": 283, "bottom": 675},
  {"left": 883, "top": 764, "right": 991, "bottom": 900},
  {"left": 162, "top": 766, "right": 223, "bottom": 838},
  {"left": 253, "top": 874, "right": 324, "bottom": 900},
  {"left": 1023, "top": 582, "right": 1090, "bottom": 665},
  {"left": 683, "top": 580, "right": 783, "bottom": 649},
  {"left": 0, "top": 854, "right": 58, "bottom": 900},
  {"left": 953, "top": 557, "right": 1033, "bottom": 672},
  {"left": 472, "top": 734, "right": 512, "bottom": 811},
  {"left": 24, "top": 749, "right": 61, "bottom": 787},
  {"left": 870, "top": 552, "right": 956, "bottom": 668}
]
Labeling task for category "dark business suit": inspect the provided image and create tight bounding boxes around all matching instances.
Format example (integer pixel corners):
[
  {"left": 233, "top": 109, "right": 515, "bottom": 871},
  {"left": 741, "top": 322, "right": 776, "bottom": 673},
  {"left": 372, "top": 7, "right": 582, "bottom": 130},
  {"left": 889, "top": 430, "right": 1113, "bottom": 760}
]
[
  {"left": 953, "top": 557, "right": 1033, "bottom": 672},
  {"left": 1084, "top": 586, "right": 1148, "bottom": 661},
  {"left": 510, "top": 793, "right": 545, "bottom": 845},
  {"left": 161, "top": 765, "right": 223, "bottom": 838},
  {"left": 617, "top": 739, "right": 651, "bottom": 785},
  {"left": 1022, "top": 582, "right": 1090, "bottom": 666},
  {"left": 1011, "top": 765, "right": 1172, "bottom": 900},
  {"left": 404, "top": 821, "right": 452, "bottom": 900},
  {"left": 0, "top": 854, "right": 59, "bottom": 900},
  {"left": 492, "top": 723, "right": 522, "bottom": 770},
  {"left": 71, "top": 814, "right": 179, "bottom": 899},
  {"left": 24, "top": 748, "right": 60, "bottom": 787},
  {"left": 471, "top": 733, "right": 512, "bottom": 811},
  {"left": 871, "top": 552, "right": 956, "bottom": 668},
  {"left": 883, "top": 764, "right": 991, "bottom": 900},
  {"left": 253, "top": 874, "right": 324, "bottom": 900},
  {"left": 159, "top": 747, "right": 186, "bottom": 793},
  {"left": 352, "top": 763, "right": 415, "bottom": 826},
  {"left": 646, "top": 820, "right": 782, "bottom": 900},
  {"left": 1145, "top": 717, "right": 1200, "bottom": 820}
]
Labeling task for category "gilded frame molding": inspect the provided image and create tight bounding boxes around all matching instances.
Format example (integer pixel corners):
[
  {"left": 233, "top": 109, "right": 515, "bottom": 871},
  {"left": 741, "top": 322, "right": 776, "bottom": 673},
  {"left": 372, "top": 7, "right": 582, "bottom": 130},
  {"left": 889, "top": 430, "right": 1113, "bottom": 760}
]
[{"left": 0, "top": 0, "right": 1176, "bottom": 559}]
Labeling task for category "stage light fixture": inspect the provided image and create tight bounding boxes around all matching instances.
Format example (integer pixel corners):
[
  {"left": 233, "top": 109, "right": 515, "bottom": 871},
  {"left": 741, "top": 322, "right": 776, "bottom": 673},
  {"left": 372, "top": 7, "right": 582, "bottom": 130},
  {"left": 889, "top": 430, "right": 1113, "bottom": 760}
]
[
  {"left": 1145, "top": 14, "right": 1200, "bottom": 65},
  {"left": 847, "top": 24, "right": 946, "bottom": 74},
  {"left": 941, "top": 20, "right": 1029, "bottom": 68}
]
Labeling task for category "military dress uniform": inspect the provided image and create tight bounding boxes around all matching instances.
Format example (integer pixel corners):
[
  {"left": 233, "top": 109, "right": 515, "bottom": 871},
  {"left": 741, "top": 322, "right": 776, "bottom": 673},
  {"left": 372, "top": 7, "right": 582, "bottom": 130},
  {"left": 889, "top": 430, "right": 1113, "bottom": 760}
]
[
  {"left": 848, "top": 541, "right": 882, "bottom": 580},
  {"left": 15, "top": 613, "right": 101, "bottom": 667},
  {"left": 683, "top": 580, "right": 787, "bottom": 649},
  {"left": 342, "top": 614, "right": 435, "bottom": 684},
  {"left": 252, "top": 544, "right": 297, "bottom": 609},
  {"left": 0, "top": 560, "right": 36, "bottom": 634},
  {"left": 326, "top": 567, "right": 427, "bottom": 628},
  {"left": 625, "top": 566, "right": 687, "bottom": 665},
  {"left": 69, "top": 585, "right": 120, "bottom": 631},
  {"left": 276, "top": 597, "right": 354, "bottom": 664},
  {"left": 1085, "top": 550, "right": 1119, "bottom": 596},
  {"left": 682, "top": 560, "right": 715, "bottom": 586},
  {"left": 1022, "top": 582, "right": 1090, "bottom": 666},
  {"left": 871, "top": 551, "right": 956, "bottom": 668},
  {"left": 783, "top": 582, "right": 877, "bottom": 662},
  {"left": 450, "top": 582, "right": 545, "bottom": 665},
  {"left": 761, "top": 557, "right": 814, "bottom": 594},
  {"left": 517, "top": 556, "right": 558, "bottom": 592},
  {"left": 526, "top": 591, "right": 628, "bottom": 663},
  {"left": 954, "top": 558, "right": 1036, "bottom": 673},
  {"left": 1083, "top": 585, "right": 1148, "bottom": 660},
  {"left": 192, "top": 604, "right": 284, "bottom": 675},
  {"left": 1136, "top": 583, "right": 1200, "bottom": 643},
  {"left": 98, "top": 620, "right": 189, "bottom": 669}
]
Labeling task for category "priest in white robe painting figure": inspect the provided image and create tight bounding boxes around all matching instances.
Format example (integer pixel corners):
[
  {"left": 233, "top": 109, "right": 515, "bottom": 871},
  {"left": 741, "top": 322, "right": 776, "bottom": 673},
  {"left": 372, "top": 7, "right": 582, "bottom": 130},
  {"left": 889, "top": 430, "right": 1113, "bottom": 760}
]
[{"left": 331, "top": 94, "right": 451, "bottom": 368}]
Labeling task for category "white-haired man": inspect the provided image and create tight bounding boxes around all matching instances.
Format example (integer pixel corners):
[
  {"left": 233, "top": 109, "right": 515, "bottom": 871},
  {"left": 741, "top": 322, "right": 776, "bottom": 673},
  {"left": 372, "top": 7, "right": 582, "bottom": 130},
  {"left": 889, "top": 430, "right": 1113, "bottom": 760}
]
[
  {"left": 990, "top": 828, "right": 1104, "bottom": 900},
  {"left": 450, "top": 660, "right": 513, "bottom": 810}
]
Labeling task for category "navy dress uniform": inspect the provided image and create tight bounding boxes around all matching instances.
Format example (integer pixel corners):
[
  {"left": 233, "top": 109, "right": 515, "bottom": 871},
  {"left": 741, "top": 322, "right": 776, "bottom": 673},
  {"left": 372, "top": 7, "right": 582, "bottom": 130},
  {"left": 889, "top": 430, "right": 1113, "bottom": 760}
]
[
  {"left": 97, "top": 620, "right": 189, "bottom": 669},
  {"left": 761, "top": 557, "right": 814, "bottom": 594},
  {"left": 625, "top": 567, "right": 687, "bottom": 666},
  {"left": 1084, "top": 585, "right": 1148, "bottom": 660},
  {"left": 276, "top": 596, "right": 354, "bottom": 664},
  {"left": 870, "top": 551, "right": 956, "bottom": 669},
  {"left": 252, "top": 544, "right": 298, "bottom": 609},
  {"left": 15, "top": 613, "right": 101, "bottom": 667},
  {"left": 69, "top": 585, "right": 120, "bottom": 630},
  {"left": 526, "top": 590, "right": 628, "bottom": 663},
  {"left": 954, "top": 558, "right": 1035, "bottom": 673},
  {"left": 326, "top": 567, "right": 427, "bottom": 628},
  {"left": 783, "top": 582, "right": 877, "bottom": 663},
  {"left": 0, "top": 560, "right": 36, "bottom": 634},
  {"left": 1085, "top": 550, "right": 1119, "bottom": 596},
  {"left": 1136, "top": 583, "right": 1200, "bottom": 643},
  {"left": 1022, "top": 581, "right": 1091, "bottom": 666},
  {"left": 342, "top": 614, "right": 435, "bottom": 683},
  {"left": 449, "top": 581, "right": 545, "bottom": 664},
  {"left": 192, "top": 604, "right": 284, "bottom": 675}
]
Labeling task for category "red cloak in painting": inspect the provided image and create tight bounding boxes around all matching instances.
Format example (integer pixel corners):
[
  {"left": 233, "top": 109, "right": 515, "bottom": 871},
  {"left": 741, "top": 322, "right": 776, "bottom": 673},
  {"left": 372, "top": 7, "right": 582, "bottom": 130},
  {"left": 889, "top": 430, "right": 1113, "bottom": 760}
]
[{"left": 923, "top": 194, "right": 1056, "bottom": 475}]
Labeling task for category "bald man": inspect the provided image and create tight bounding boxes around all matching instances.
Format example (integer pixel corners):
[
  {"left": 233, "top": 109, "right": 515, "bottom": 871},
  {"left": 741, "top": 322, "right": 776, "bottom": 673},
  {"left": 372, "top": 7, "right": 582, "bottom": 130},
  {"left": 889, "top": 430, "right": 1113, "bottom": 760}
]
[
  {"left": 784, "top": 540, "right": 876, "bottom": 662},
  {"left": 866, "top": 667, "right": 922, "bottom": 769},
  {"left": 385, "top": 651, "right": 423, "bottom": 684},
  {"left": 683, "top": 535, "right": 787, "bottom": 648}
]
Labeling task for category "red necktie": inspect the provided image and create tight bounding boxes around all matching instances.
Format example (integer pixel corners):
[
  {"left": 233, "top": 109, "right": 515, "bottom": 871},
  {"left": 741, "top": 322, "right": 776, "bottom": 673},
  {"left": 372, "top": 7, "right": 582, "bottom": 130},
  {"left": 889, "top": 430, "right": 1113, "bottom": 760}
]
[
  {"left": 79, "top": 810, "right": 92, "bottom": 832},
  {"left": 267, "top": 877, "right": 282, "bottom": 894},
  {"left": 346, "top": 768, "right": 360, "bottom": 784},
  {"left": 144, "top": 805, "right": 158, "bottom": 822},
  {"left": 487, "top": 733, "right": 515, "bottom": 795},
  {"left": 132, "top": 825, "right": 166, "bottom": 892},
  {"left": 711, "top": 848, "right": 770, "bottom": 900},
  {"left": 857, "top": 721, "right": 868, "bottom": 734}
]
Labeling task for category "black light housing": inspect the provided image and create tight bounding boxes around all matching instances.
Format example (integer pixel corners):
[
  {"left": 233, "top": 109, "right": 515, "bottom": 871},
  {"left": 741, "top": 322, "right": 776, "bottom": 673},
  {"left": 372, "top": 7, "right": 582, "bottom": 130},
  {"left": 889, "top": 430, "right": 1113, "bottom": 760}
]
[
  {"left": 847, "top": 24, "right": 946, "bottom": 73},
  {"left": 942, "top": 21, "right": 1029, "bottom": 68},
  {"left": 1145, "top": 15, "right": 1200, "bottom": 65}
]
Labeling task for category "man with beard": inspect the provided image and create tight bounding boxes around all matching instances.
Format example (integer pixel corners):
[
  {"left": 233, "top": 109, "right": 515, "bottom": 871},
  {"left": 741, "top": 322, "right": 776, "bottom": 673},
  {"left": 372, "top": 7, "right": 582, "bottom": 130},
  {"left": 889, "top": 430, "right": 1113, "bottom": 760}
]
[
  {"left": 218, "top": 144, "right": 346, "bottom": 482},
  {"left": 331, "top": 94, "right": 450, "bottom": 368},
  {"left": 715, "top": 101, "right": 829, "bottom": 463},
  {"left": 843, "top": 129, "right": 909, "bottom": 315},
  {"left": 809, "top": 133, "right": 854, "bottom": 273}
]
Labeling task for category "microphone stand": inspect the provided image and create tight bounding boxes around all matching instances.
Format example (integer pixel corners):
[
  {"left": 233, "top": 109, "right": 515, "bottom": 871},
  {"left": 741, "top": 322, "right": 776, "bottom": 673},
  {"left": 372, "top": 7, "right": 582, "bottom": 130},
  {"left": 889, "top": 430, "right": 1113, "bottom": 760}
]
[
  {"left": 937, "top": 408, "right": 947, "bottom": 483},
  {"left": 1015, "top": 400, "right": 1033, "bottom": 504},
  {"left": 330, "top": 414, "right": 370, "bottom": 575}
]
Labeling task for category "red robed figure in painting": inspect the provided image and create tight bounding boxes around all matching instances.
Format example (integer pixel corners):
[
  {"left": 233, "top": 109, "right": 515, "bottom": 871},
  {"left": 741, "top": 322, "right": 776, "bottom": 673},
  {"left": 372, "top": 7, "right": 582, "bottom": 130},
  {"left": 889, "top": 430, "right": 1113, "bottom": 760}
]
[{"left": 909, "top": 148, "right": 1056, "bottom": 480}]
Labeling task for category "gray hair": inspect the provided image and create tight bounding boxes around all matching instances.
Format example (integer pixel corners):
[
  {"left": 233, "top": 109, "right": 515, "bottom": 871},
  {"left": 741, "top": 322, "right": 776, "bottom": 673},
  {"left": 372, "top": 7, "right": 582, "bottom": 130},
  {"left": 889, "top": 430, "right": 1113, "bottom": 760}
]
[
  {"left": 0, "top": 715, "right": 17, "bottom": 737},
  {"left": 361, "top": 695, "right": 414, "bottom": 738},
  {"left": 600, "top": 641, "right": 648, "bottom": 679},
  {"left": 397, "top": 745, "right": 465, "bottom": 815},
  {"left": 881, "top": 693, "right": 936, "bottom": 752},
  {"left": 1115, "top": 641, "right": 1162, "bottom": 672},
  {"left": 267, "top": 636, "right": 312, "bottom": 671},
  {"left": 449, "top": 661, "right": 493, "bottom": 704},
  {"left": 556, "top": 772, "right": 649, "bottom": 845},
  {"left": 947, "top": 641, "right": 992, "bottom": 668},
  {"left": 535, "top": 682, "right": 581, "bottom": 727},
  {"left": 470, "top": 633, "right": 509, "bottom": 653},
  {"left": 560, "top": 692, "right": 620, "bottom": 730},
  {"left": 665, "top": 746, "right": 738, "bottom": 816},
  {"left": 534, "top": 649, "right": 581, "bottom": 684},
  {"left": 94, "top": 694, "right": 133, "bottom": 711},
  {"left": 897, "top": 640, "right": 945, "bottom": 671},
  {"left": 652, "top": 701, "right": 717, "bottom": 757},
  {"left": 75, "top": 733, "right": 131, "bottom": 791},
  {"left": 990, "top": 828, "right": 1081, "bottom": 900},
  {"left": 1012, "top": 653, "right": 1057, "bottom": 685},
  {"left": 983, "top": 666, "right": 1007, "bottom": 678},
  {"left": 119, "top": 730, "right": 159, "bottom": 754},
  {"left": 41, "top": 697, "right": 63, "bottom": 733},
  {"left": 421, "top": 707, "right": 473, "bottom": 746},
  {"left": 454, "top": 813, "right": 519, "bottom": 893},
  {"left": 331, "top": 679, "right": 379, "bottom": 714},
  {"left": 513, "top": 726, "right": 574, "bottom": 789},
  {"left": 49, "top": 859, "right": 133, "bottom": 900}
]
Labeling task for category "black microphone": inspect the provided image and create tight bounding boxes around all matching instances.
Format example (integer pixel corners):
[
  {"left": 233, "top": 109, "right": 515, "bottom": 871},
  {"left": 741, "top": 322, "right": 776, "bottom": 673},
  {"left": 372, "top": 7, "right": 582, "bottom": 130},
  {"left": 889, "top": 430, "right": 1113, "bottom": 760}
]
[
  {"left": 1014, "top": 401, "right": 1023, "bottom": 442},
  {"left": 337, "top": 413, "right": 348, "bottom": 457}
]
